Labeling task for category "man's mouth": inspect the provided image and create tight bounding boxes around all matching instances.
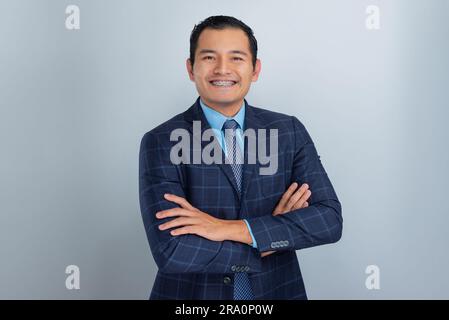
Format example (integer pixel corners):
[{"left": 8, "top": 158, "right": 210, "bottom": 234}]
[{"left": 209, "top": 80, "right": 238, "bottom": 87}]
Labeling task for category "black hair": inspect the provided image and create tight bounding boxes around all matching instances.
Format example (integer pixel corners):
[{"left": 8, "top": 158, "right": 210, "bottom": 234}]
[{"left": 189, "top": 15, "right": 258, "bottom": 69}]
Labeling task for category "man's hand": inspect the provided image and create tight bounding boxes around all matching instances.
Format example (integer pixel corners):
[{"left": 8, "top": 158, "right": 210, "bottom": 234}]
[
  {"left": 156, "top": 194, "right": 252, "bottom": 244},
  {"left": 261, "top": 182, "right": 311, "bottom": 258},
  {"left": 157, "top": 182, "right": 311, "bottom": 257},
  {"left": 273, "top": 182, "right": 311, "bottom": 215}
]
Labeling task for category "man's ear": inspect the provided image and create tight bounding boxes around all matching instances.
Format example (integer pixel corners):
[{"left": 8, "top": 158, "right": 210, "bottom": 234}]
[
  {"left": 186, "top": 58, "right": 195, "bottom": 81},
  {"left": 251, "top": 58, "right": 262, "bottom": 82}
]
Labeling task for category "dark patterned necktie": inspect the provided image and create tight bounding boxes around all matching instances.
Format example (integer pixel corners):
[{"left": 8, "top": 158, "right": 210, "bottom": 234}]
[{"left": 222, "top": 119, "right": 255, "bottom": 300}]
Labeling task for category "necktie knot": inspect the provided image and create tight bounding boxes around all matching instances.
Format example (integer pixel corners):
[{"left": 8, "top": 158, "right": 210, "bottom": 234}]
[{"left": 222, "top": 119, "right": 239, "bottom": 131}]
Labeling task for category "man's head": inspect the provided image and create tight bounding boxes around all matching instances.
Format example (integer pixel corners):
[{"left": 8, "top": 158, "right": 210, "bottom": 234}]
[{"left": 186, "top": 16, "right": 261, "bottom": 115}]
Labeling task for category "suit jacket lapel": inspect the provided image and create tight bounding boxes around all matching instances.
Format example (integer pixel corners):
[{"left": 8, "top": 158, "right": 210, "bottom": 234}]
[
  {"left": 184, "top": 97, "right": 241, "bottom": 199},
  {"left": 240, "top": 100, "right": 264, "bottom": 201}
]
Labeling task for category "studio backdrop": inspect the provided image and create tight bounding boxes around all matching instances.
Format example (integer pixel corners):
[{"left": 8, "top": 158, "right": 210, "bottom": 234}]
[{"left": 0, "top": 0, "right": 448, "bottom": 299}]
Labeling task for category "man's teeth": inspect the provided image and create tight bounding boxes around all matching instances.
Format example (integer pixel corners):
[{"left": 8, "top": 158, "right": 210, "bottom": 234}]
[{"left": 211, "top": 80, "right": 236, "bottom": 87}]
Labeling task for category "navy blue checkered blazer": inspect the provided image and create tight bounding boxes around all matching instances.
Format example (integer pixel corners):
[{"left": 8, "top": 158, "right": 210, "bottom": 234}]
[{"left": 139, "top": 97, "right": 342, "bottom": 300}]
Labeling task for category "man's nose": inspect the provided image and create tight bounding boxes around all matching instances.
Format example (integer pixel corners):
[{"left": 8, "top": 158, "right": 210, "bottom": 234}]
[{"left": 213, "top": 58, "right": 231, "bottom": 74}]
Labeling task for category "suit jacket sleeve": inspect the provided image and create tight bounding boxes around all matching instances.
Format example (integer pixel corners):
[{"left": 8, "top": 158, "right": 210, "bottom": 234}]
[
  {"left": 139, "top": 131, "right": 263, "bottom": 273},
  {"left": 246, "top": 116, "right": 343, "bottom": 252}
]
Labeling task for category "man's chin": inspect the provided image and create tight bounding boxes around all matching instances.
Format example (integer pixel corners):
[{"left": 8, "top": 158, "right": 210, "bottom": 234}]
[{"left": 202, "top": 96, "right": 242, "bottom": 107}]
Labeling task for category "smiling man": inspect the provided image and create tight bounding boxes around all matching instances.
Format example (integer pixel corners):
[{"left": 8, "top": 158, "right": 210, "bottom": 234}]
[
  {"left": 187, "top": 26, "right": 259, "bottom": 117},
  {"left": 139, "top": 15, "right": 342, "bottom": 300}
]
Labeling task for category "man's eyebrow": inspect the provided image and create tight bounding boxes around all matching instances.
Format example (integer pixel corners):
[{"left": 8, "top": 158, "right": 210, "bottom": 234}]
[
  {"left": 198, "top": 49, "right": 217, "bottom": 55},
  {"left": 229, "top": 50, "right": 248, "bottom": 56},
  {"left": 198, "top": 49, "right": 249, "bottom": 56}
]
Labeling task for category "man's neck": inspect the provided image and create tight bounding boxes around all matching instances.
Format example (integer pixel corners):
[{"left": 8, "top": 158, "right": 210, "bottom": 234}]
[{"left": 200, "top": 98, "right": 244, "bottom": 117}]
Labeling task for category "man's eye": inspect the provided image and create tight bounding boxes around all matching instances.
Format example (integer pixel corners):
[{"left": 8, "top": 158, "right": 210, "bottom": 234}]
[
  {"left": 232, "top": 57, "right": 243, "bottom": 61},
  {"left": 203, "top": 56, "right": 214, "bottom": 60}
]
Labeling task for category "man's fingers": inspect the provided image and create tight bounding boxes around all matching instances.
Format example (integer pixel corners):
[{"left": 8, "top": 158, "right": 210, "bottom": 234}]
[
  {"left": 277, "top": 182, "right": 299, "bottom": 208},
  {"left": 285, "top": 184, "right": 309, "bottom": 211},
  {"left": 158, "top": 217, "right": 198, "bottom": 231},
  {"left": 170, "top": 225, "right": 198, "bottom": 236},
  {"left": 261, "top": 250, "right": 276, "bottom": 258},
  {"left": 156, "top": 207, "right": 194, "bottom": 219},
  {"left": 273, "top": 182, "right": 311, "bottom": 215},
  {"left": 292, "top": 190, "right": 312, "bottom": 210},
  {"left": 164, "top": 193, "right": 197, "bottom": 211}
]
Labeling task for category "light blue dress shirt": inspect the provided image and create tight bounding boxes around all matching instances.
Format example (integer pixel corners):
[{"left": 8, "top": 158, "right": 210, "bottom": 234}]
[{"left": 199, "top": 98, "right": 258, "bottom": 249}]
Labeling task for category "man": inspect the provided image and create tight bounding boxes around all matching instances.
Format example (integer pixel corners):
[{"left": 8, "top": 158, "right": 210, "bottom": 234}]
[{"left": 139, "top": 15, "right": 342, "bottom": 300}]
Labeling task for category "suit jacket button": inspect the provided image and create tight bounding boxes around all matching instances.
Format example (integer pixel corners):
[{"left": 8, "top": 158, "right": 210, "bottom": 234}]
[
  {"left": 223, "top": 276, "right": 231, "bottom": 284},
  {"left": 231, "top": 265, "right": 236, "bottom": 272}
]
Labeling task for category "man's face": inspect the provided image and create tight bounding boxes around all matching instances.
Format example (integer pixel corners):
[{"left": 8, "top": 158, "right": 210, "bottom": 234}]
[{"left": 187, "top": 28, "right": 261, "bottom": 111}]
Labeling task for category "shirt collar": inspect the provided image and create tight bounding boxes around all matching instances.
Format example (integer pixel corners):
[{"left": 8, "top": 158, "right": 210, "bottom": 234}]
[{"left": 199, "top": 98, "right": 245, "bottom": 131}]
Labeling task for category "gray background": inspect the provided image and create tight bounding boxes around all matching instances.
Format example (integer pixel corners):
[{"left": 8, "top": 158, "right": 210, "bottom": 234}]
[{"left": 1, "top": 0, "right": 448, "bottom": 299}]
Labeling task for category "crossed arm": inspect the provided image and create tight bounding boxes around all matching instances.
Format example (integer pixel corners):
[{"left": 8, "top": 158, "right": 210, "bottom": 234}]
[
  {"left": 156, "top": 183, "right": 311, "bottom": 258},
  {"left": 139, "top": 116, "right": 342, "bottom": 273}
]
